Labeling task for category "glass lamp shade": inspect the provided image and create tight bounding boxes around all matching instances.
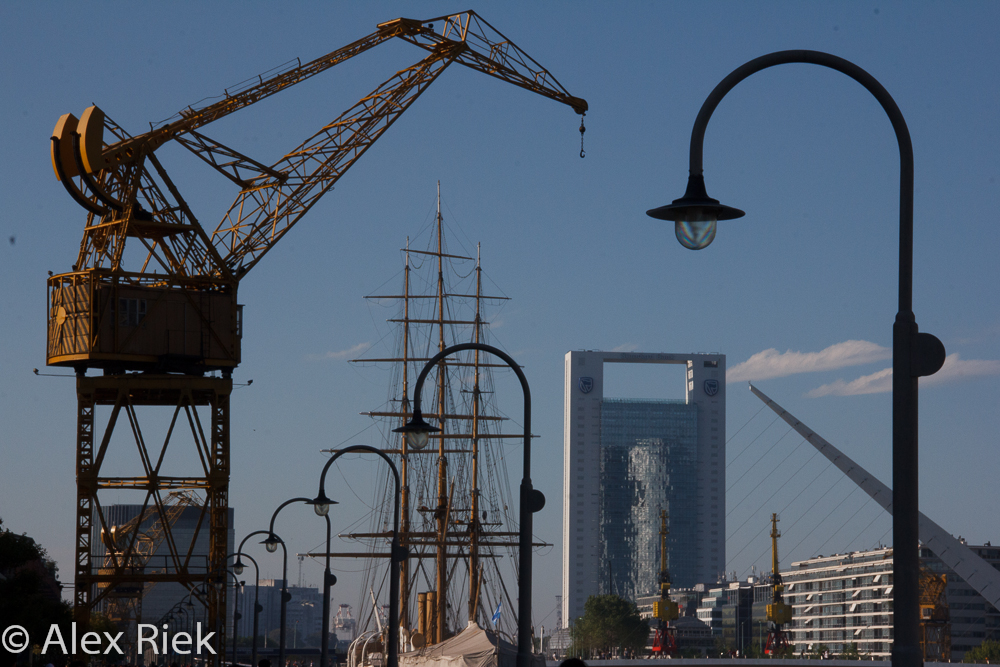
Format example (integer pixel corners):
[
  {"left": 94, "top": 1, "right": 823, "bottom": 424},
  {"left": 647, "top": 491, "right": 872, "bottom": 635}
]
[
  {"left": 675, "top": 217, "right": 717, "bottom": 250},
  {"left": 646, "top": 174, "right": 743, "bottom": 250},
  {"left": 392, "top": 412, "right": 439, "bottom": 451},
  {"left": 233, "top": 560, "right": 245, "bottom": 576},
  {"left": 263, "top": 536, "right": 280, "bottom": 553},
  {"left": 405, "top": 430, "right": 430, "bottom": 450},
  {"left": 309, "top": 492, "right": 337, "bottom": 516}
]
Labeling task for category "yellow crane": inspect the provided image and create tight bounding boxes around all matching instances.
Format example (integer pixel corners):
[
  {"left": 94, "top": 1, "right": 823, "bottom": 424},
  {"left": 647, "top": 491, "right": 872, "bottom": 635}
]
[
  {"left": 47, "top": 10, "right": 586, "bottom": 636},
  {"left": 764, "top": 513, "right": 792, "bottom": 655},
  {"left": 651, "top": 510, "right": 679, "bottom": 655},
  {"left": 919, "top": 566, "right": 950, "bottom": 661},
  {"left": 99, "top": 491, "right": 202, "bottom": 655}
]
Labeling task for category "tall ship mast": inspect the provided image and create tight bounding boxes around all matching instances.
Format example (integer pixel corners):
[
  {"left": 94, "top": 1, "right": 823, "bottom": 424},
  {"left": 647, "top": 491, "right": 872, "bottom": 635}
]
[{"left": 338, "top": 182, "right": 538, "bottom": 646}]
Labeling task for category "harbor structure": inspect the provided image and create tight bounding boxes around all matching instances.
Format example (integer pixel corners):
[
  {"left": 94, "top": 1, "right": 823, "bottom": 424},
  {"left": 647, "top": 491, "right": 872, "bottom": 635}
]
[{"left": 95, "top": 501, "right": 235, "bottom": 658}]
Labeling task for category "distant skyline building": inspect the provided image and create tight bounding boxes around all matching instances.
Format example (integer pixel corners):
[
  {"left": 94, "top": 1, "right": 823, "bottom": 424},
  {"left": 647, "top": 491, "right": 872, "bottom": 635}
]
[
  {"left": 238, "top": 579, "right": 326, "bottom": 646},
  {"left": 562, "top": 350, "right": 726, "bottom": 625}
]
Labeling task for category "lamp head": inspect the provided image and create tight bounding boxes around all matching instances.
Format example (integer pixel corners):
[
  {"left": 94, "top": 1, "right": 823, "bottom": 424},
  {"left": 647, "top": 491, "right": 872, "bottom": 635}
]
[
  {"left": 262, "top": 534, "right": 281, "bottom": 553},
  {"left": 307, "top": 492, "right": 338, "bottom": 517},
  {"left": 646, "top": 174, "right": 744, "bottom": 250},
  {"left": 392, "top": 410, "right": 440, "bottom": 450},
  {"left": 233, "top": 558, "right": 245, "bottom": 576}
]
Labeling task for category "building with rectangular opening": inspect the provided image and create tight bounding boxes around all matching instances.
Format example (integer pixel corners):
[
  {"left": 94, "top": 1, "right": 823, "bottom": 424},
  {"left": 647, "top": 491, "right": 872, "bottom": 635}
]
[{"left": 562, "top": 350, "right": 725, "bottom": 625}]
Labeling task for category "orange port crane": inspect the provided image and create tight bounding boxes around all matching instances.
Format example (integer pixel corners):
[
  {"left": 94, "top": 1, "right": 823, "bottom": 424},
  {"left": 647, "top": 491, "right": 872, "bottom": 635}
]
[
  {"left": 47, "top": 10, "right": 586, "bottom": 641},
  {"left": 764, "top": 513, "right": 793, "bottom": 655}
]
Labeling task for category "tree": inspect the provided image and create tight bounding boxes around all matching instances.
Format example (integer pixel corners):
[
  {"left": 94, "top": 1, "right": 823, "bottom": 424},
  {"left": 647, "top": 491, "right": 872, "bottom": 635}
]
[
  {"left": 569, "top": 595, "right": 649, "bottom": 658},
  {"left": 0, "top": 517, "right": 72, "bottom": 667},
  {"left": 810, "top": 643, "right": 830, "bottom": 660},
  {"left": 964, "top": 639, "right": 1000, "bottom": 664},
  {"left": 838, "top": 642, "right": 861, "bottom": 660}
]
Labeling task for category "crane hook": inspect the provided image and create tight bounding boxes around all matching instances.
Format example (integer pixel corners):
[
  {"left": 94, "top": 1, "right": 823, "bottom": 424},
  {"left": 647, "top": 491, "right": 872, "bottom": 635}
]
[{"left": 579, "top": 114, "right": 586, "bottom": 158}]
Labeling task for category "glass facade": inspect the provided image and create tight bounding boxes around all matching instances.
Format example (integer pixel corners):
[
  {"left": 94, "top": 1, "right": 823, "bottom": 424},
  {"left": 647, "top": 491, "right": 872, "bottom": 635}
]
[{"left": 599, "top": 398, "right": 699, "bottom": 598}]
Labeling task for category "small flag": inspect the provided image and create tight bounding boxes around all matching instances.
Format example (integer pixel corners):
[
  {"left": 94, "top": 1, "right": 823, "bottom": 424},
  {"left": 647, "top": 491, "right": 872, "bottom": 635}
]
[{"left": 491, "top": 601, "right": 502, "bottom": 626}]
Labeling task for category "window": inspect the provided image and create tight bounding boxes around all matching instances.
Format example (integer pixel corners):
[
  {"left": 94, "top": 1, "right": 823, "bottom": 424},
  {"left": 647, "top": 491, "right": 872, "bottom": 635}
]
[
  {"left": 117, "top": 298, "right": 146, "bottom": 327},
  {"left": 703, "top": 360, "right": 718, "bottom": 368}
]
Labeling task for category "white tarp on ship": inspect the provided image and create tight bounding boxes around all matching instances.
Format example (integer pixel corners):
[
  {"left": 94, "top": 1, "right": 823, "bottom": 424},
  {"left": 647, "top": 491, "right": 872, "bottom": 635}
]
[{"left": 400, "top": 622, "right": 543, "bottom": 667}]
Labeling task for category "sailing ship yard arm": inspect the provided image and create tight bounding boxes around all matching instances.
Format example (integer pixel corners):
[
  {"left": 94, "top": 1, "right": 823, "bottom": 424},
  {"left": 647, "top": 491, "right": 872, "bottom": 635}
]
[{"left": 748, "top": 382, "right": 1000, "bottom": 612}]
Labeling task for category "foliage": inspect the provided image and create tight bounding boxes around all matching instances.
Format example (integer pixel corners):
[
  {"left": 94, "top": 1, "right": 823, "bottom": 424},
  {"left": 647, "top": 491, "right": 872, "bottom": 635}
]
[
  {"left": 710, "top": 636, "right": 730, "bottom": 658},
  {"left": 0, "top": 519, "right": 44, "bottom": 572},
  {"left": 0, "top": 517, "right": 72, "bottom": 667},
  {"left": 745, "top": 641, "right": 763, "bottom": 658},
  {"left": 809, "top": 643, "right": 830, "bottom": 659},
  {"left": 767, "top": 641, "right": 795, "bottom": 659},
  {"left": 838, "top": 641, "right": 861, "bottom": 660},
  {"left": 964, "top": 639, "right": 1000, "bottom": 664},
  {"left": 568, "top": 595, "right": 649, "bottom": 658}
]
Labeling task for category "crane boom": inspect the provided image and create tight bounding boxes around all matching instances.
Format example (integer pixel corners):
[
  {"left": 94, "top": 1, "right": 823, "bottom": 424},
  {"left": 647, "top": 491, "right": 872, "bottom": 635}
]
[{"left": 51, "top": 10, "right": 587, "bottom": 283}]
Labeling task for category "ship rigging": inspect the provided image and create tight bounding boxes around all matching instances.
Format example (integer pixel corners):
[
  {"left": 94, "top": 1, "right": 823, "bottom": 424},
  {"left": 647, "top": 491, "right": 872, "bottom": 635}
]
[{"left": 316, "top": 183, "right": 544, "bottom": 648}]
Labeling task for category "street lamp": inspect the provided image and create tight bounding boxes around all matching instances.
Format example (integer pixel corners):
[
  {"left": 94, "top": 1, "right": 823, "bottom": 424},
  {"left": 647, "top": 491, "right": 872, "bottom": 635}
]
[
  {"left": 394, "top": 343, "right": 543, "bottom": 667},
  {"left": 238, "top": 526, "right": 290, "bottom": 667},
  {"left": 647, "top": 49, "right": 946, "bottom": 667},
  {"left": 229, "top": 551, "right": 262, "bottom": 667},
  {"left": 311, "top": 445, "right": 405, "bottom": 667},
  {"left": 266, "top": 497, "right": 334, "bottom": 667}
]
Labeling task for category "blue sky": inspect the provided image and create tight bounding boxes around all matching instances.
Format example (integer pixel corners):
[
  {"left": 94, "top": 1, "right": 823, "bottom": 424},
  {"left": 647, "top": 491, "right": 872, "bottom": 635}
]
[{"left": 2, "top": 1, "right": 998, "bottom": 631}]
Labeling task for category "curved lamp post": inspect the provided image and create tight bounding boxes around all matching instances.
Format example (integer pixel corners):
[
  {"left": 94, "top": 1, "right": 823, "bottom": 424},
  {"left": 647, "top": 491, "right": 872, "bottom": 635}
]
[
  {"left": 230, "top": 551, "right": 262, "bottom": 667},
  {"left": 394, "top": 343, "right": 543, "bottom": 667},
  {"left": 238, "top": 526, "right": 290, "bottom": 667},
  {"left": 647, "top": 50, "right": 946, "bottom": 667},
  {"left": 180, "top": 576, "right": 223, "bottom": 665},
  {"left": 216, "top": 568, "right": 244, "bottom": 667},
  {"left": 310, "top": 444, "right": 405, "bottom": 667}
]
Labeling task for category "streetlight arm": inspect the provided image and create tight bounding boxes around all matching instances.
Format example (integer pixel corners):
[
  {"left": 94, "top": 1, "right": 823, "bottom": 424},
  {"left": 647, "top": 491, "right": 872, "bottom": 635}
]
[
  {"left": 269, "top": 497, "right": 313, "bottom": 535},
  {"left": 238, "top": 530, "right": 275, "bottom": 556},
  {"left": 317, "top": 445, "right": 401, "bottom": 536},
  {"left": 411, "top": 343, "right": 531, "bottom": 478},
  {"left": 684, "top": 50, "right": 914, "bottom": 311}
]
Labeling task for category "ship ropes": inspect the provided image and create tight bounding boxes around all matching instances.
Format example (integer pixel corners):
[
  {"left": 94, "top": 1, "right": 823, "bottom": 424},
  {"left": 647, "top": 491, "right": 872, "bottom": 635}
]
[{"left": 341, "top": 184, "right": 534, "bottom": 652}]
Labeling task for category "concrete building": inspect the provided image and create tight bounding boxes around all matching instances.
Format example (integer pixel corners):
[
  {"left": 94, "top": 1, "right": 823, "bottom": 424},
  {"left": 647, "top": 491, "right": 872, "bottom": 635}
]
[
  {"left": 782, "top": 545, "right": 1000, "bottom": 660},
  {"left": 783, "top": 547, "right": 896, "bottom": 658},
  {"left": 562, "top": 350, "right": 726, "bottom": 625}
]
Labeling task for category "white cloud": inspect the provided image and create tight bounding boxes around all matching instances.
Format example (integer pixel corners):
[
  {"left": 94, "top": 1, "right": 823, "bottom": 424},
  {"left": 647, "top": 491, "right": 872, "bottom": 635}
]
[
  {"left": 807, "top": 353, "right": 1000, "bottom": 397},
  {"left": 308, "top": 342, "right": 371, "bottom": 361},
  {"left": 611, "top": 343, "right": 639, "bottom": 353},
  {"left": 807, "top": 368, "right": 893, "bottom": 397},
  {"left": 727, "top": 340, "right": 891, "bottom": 382},
  {"left": 924, "top": 353, "right": 1000, "bottom": 386}
]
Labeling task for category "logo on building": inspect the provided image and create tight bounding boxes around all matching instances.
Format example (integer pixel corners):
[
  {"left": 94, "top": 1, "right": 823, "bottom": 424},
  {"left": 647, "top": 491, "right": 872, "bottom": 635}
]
[
  {"left": 704, "top": 379, "right": 719, "bottom": 396},
  {"left": 579, "top": 377, "right": 594, "bottom": 394}
]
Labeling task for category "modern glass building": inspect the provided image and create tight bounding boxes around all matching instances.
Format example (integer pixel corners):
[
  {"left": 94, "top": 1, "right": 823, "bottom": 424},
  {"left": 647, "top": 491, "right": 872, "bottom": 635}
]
[
  {"left": 563, "top": 350, "right": 725, "bottom": 626},
  {"left": 599, "top": 399, "right": 699, "bottom": 599}
]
